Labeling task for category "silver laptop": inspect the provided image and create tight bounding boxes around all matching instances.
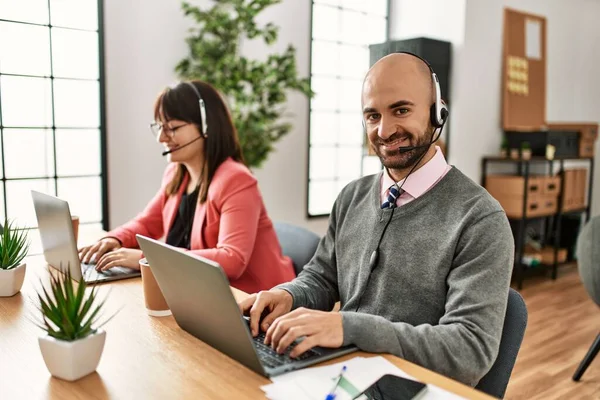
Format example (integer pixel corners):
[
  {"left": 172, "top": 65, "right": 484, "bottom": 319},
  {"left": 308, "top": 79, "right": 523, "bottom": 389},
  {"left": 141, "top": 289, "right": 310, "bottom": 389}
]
[
  {"left": 31, "top": 190, "right": 141, "bottom": 284},
  {"left": 136, "top": 234, "right": 358, "bottom": 377}
]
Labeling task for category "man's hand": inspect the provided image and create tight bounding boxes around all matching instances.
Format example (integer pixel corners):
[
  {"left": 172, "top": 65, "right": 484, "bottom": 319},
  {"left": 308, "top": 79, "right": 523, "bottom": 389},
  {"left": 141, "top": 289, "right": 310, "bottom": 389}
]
[
  {"left": 238, "top": 290, "right": 293, "bottom": 337},
  {"left": 94, "top": 248, "right": 143, "bottom": 271},
  {"left": 265, "top": 308, "right": 343, "bottom": 358}
]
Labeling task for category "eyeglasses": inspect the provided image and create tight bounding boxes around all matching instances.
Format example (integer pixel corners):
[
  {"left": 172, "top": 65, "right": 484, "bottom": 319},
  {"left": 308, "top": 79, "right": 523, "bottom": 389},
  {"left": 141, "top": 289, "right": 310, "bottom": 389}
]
[{"left": 149, "top": 122, "right": 190, "bottom": 138}]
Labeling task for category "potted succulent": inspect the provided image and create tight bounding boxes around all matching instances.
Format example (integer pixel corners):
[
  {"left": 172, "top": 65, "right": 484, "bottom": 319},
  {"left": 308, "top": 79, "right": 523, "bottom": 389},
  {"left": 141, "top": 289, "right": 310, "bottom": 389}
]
[
  {"left": 510, "top": 148, "right": 520, "bottom": 160},
  {"left": 0, "top": 219, "right": 30, "bottom": 297},
  {"left": 521, "top": 141, "right": 532, "bottom": 160},
  {"left": 500, "top": 137, "right": 509, "bottom": 158},
  {"left": 35, "top": 268, "right": 115, "bottom": 381}
]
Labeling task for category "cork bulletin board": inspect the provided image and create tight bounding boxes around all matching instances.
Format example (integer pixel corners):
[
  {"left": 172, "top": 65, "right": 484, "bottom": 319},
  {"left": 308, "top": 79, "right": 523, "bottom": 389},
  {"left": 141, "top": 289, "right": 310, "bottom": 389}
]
[{"left": 502, "top": 8, "right": 547, "bottom": 130}]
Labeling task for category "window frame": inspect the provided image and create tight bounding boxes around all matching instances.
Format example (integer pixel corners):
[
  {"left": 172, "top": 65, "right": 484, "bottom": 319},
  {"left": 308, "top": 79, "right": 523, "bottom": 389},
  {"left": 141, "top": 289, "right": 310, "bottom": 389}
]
[
  {"left": 306, "top": 0, "right": 391, "bottom": 218},
  {"left": 0, "top": 0, "right": 109, "bottom": 234}
]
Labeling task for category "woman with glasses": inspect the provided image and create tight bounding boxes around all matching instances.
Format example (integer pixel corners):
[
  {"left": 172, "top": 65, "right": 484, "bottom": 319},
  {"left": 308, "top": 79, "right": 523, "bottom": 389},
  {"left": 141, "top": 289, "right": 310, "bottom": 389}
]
[{"left": 78, "top": 80, "right": 296, "bottom": 293}]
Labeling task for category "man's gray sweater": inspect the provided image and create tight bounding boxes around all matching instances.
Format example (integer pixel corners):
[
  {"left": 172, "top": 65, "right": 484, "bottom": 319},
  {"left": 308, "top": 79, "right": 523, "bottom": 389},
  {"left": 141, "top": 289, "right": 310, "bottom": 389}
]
[{"left": 276, "top": 167, "right": 514, "bottom": 387}]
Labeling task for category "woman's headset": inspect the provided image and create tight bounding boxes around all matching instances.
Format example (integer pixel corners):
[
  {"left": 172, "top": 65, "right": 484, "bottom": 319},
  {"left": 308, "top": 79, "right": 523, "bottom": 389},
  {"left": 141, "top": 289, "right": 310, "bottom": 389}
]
[{"left": 184, "top": 81, "right": 209, "bottom": 138}]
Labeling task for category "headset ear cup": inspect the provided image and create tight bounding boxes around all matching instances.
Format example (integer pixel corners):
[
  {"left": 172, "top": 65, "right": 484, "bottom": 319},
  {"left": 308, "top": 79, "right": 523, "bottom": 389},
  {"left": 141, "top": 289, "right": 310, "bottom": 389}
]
[
  {"left": 430, "top": 103, "right": 449, "bottom": 128},
  {"left": 440, "top": 105, "right": 449, "bottom": 124}
]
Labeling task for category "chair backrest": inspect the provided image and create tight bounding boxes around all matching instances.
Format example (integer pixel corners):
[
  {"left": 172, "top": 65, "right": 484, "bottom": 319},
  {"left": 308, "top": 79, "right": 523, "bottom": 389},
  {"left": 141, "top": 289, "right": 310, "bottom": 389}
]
[
  {"left": 475, "top": 288, "right": 528, "bottom": 399},
  {"left": 576, "top": 215, "right": 600, "bottom": 306},
  {"left": 273, "top": 222, "right": 321, "bottom": 276}
]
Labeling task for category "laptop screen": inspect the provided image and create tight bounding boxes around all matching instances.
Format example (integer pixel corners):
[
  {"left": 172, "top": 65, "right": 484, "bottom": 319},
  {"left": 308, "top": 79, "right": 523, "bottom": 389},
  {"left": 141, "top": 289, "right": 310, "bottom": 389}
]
[{"left": 31, "top": 191, "right": 81, "bottom": 274}]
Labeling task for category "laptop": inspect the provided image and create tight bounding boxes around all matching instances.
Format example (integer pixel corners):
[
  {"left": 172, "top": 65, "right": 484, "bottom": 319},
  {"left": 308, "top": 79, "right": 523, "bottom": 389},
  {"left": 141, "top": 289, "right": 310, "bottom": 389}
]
[
  {"left": 31, "top": 190, "right": 141, "bottom": 284},
  {"left": 136, "top": 234, "right": 358, "bottom": 377}
]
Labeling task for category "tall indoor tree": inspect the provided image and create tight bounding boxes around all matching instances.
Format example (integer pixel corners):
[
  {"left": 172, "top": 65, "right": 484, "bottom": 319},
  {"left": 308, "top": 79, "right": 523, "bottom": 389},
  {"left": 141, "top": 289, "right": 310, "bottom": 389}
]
[{"left": 176, "top": 0, "right": 314, "bottom": 168}]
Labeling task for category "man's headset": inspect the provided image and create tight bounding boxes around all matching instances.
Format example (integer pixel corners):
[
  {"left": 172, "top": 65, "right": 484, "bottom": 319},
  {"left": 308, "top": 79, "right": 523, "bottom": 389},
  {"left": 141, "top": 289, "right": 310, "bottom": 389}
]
[
  {"left": 355, "top": 52, "right": 449, "bottom": 312},
  {"left": 161, "top": 81, "right": 209, "bottom": 156},
  {"left": 421, "top": 53, "right": 449, "bottom": 129}
]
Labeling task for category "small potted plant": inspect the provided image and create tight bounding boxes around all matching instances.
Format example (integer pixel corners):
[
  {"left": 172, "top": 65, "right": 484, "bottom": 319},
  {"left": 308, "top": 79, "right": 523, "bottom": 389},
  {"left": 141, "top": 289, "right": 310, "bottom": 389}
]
[
  {"left": 35, "top": 268, "right": 115, "bottom": 381},
  {"left": 500, "top": 137, "right": 509, "bottom": 158},
  {"left": 0, "top": 219, "right": 30, "bottom": 297},
  {"left": 521, "top": 141, "right": 532, "bottom": 160}
]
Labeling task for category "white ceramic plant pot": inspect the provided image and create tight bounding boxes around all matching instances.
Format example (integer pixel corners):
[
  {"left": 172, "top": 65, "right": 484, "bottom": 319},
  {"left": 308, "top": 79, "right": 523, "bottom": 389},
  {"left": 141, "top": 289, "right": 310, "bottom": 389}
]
[
  {"left": 39, "top": 329, "right": 106, "bottom": 381},
  {"left": 0, "top": 263, "right": 26, "bottom": 297}
]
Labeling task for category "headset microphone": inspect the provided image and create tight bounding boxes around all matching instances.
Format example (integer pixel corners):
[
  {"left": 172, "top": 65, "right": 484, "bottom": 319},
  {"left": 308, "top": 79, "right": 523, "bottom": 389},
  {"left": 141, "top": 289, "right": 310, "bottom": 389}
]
[
  {"left": 398, "top": 137, "right": 438, "bottom": 153},
  {"left": 161, "top": 136, "right": 203, "bottom": 156},
  {"left": 398, "top": 107, "right": 448, "bottom": 154}
]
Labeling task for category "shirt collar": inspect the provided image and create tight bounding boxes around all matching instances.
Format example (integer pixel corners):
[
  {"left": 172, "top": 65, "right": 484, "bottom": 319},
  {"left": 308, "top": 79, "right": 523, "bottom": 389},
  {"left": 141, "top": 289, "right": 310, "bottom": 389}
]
[{"left": 380, "top": 146, "right": 449, "bottom": 199}]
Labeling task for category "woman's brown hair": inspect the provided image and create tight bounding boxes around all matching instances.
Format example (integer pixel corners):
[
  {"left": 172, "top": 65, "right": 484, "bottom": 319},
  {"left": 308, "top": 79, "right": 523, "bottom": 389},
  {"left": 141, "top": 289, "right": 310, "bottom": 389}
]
[{"left": 153, "top": 80, "right": 245, "bottom": 202}]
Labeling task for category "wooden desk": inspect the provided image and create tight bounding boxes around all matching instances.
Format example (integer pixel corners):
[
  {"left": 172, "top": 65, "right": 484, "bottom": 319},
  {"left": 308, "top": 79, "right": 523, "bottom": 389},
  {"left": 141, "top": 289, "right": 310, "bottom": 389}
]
[{"left": 0, "top": 256, "right": 495, "bottom": 399}]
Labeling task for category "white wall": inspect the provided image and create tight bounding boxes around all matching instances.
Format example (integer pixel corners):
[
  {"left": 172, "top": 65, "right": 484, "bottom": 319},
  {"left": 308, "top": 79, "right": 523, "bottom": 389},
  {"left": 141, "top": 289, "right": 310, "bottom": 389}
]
[
  {"left": 452, "top": 0, "right": 600, "bottom": 216},
  {"left": 104, "top": 0, "right": 600, "bottom": 237},
  {"left": 103, "top": 0, "right": 329, "bottom": 235},
  {"left": 388, "top": 0, "right": 467, "bottom": 161},
  {"left": 389, "top": 0, "right": 466, "bottom": 45},
  {"left": 239, "top": 1, "right": 330, "bottom": 236},
  {"left": 389, "top": 0, "right": 600, "bottom": 216},
  {"left": 104, "top": 0, "right": 189, "bottom": 229}
]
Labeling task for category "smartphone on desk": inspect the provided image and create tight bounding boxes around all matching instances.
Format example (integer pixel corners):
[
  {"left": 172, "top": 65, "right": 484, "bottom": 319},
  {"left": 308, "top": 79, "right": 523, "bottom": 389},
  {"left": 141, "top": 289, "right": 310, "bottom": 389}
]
[{"left": 352, "top": 374, "right": 428, "bottom": 400}]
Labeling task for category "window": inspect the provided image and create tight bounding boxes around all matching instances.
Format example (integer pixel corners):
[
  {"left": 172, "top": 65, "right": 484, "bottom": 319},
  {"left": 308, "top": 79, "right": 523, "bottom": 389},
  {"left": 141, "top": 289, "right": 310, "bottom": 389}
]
[
  {"left": 307, "top": 0, "right": 389, "bottom": 217},
  {"left": 0, "top": 0, "right": 106, "bottom": 253}
]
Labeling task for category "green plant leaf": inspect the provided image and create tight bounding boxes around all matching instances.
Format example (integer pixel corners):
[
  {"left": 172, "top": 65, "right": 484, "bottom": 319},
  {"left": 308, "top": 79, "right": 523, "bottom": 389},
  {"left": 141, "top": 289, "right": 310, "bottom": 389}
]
[
  {"left": 38, "top": 292, "right": 62, "bottom": 329},
  {"left": 0, "top": 219, "right": 30, "bottom": 270},
  {"left": 175, "top": 0, "right": 314, "bottom": 168},
  {"left": 75, "top": 287, "right": 98, "bottom": 328}
]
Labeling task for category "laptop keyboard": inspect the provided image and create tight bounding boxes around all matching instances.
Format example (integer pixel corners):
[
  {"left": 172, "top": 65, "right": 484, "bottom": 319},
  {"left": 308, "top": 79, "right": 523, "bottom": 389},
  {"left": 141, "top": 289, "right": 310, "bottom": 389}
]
[
  {"left": 81, "top": 263, "right": 133, "bottom": 280},
  {"left": 252, "top": 331, "right": 319, "bottom": 368}
]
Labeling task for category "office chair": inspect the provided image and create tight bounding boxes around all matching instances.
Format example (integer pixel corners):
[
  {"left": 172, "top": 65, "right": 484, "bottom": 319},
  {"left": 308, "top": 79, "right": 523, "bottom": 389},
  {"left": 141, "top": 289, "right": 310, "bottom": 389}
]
[
  {"left": 273, "top": 222, "right": 320, "bottom": 276},
  {"left": 476, "top": 288, "right": 528, "bottom": 398},
  {"left": 572, "top": 215, "right": 600, "bottom": 382}
]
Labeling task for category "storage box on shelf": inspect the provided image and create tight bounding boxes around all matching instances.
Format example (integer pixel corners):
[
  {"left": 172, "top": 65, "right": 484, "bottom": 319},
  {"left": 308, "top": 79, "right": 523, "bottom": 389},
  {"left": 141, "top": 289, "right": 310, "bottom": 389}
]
[
  {"left": 524, "top": 245, "right": 568, "bottom": 265},
  {"left": 485, "top": 175, "right": 560, "bottom": 218},
  {"left": 579, "top": 139, "right": 595, "bottom": 158},
  {"left": 547, "top": 122, "right": 598, "bottom": 158},
  {"left": 562, "top": 169, "right": 587, "bottom": 212},
  {"left": 481, "top": 155, "right": 594, "bottom": 290}
]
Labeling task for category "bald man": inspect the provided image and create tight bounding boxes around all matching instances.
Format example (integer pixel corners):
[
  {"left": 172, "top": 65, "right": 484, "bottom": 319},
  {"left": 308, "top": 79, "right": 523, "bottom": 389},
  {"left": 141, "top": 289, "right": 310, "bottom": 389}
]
[{"left": 239, "top": 53, "right": 514, "bottom": 386}]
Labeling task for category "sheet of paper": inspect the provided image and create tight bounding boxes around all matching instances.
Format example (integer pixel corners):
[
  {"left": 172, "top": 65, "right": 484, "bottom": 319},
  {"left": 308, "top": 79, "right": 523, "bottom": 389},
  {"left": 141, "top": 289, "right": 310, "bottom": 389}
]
[
  {"left": 261, "top": 356, "right": 467, "bottom": 400},
  {"left": 525, "top": 19, "right": 542, "bottom": 60}
]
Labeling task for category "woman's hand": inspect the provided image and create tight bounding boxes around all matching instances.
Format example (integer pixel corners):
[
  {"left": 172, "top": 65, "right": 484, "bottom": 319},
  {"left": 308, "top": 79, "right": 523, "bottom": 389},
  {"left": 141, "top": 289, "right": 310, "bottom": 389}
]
[
  {"left": 95, "top": 248, "right": 143, "bottom": 272},
  {"left": 79, "top": 238, "right": 121, "bottom": 264}
]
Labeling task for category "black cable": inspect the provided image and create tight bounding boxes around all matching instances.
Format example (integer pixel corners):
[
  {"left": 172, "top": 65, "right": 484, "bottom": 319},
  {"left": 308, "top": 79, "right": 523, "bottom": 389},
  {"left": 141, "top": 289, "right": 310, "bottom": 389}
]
[{"left": 354, "top": 122, "right": 446, "bottom": 312}]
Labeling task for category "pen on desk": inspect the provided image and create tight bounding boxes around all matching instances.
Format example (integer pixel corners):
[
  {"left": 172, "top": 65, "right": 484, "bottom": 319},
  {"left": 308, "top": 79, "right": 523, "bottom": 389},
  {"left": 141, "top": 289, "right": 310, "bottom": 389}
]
[{"left": 325, "top": 365, "right": 347, "bottom": 400}]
